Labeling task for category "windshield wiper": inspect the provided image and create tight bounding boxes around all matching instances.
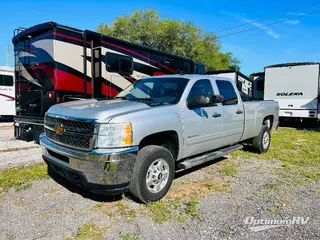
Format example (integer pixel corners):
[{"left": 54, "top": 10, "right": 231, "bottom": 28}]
[
  {"left": 114, "top": 96, "right": 128, "bottom": 100},
  {"left": 115, "top": 97, "right": 156, "bottom": 102},
  {"left": 132, "top": 98, "right": 154, "bottom": 101}
]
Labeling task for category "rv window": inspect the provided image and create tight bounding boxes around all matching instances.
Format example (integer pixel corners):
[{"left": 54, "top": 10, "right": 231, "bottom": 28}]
[
  {"left": 256, "top": 80, "right": 265, "bottom": 91},
  {"left": 106, "top": 52, "right": 133, "bottom": 74},
  {"left": 195, "top": 63, "right": 205, "bottom": 74},
  {"left": 216, "top": 80, "right": 238, "bottom": 105},
  {"left": 0, "top": 75, "right": 13, "bottom": 87}
]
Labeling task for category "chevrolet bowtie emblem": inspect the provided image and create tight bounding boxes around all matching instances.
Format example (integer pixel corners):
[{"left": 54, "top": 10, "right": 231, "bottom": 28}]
[{"left": 55, "top": 125, "right": 64, "bottom": 135}]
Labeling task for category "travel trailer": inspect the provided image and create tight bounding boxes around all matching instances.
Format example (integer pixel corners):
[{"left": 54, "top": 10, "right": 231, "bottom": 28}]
[
  {"left": 0, "top": 66, "right": 15, "bottom": 117},
  {"left": 264, "top": 62, "right": 320, "bottom": 124},
  {"left": 207, "top": 70, "right": 253, "bottom": 98},
  {"left": 12, "top": 22, "right": 205, "bottom": 142},
  {"left": 250, "top": 72, "right": 265, "bottom": 100}
]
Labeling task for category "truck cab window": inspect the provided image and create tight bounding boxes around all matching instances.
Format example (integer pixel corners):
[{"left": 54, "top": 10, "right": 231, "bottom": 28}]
[
  {"left": 0, "top": 75, "right": 13, "bottom": 86},
  {"left": 216, "top": 80, "right": 238, "bottom": 105},
  {"left": 106, "top": 52, "right": 133, "bottom": 74},
  {"left": 187, "top": 79, "right": 215, "bottom": 106}
]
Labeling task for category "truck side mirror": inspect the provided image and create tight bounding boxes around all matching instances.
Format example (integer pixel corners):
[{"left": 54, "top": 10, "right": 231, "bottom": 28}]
[
  {"left": 187, "top": 95, "right": 211, "bottom": 109},
  {"left": 212, "top": 95, "right": 224, "bottom": 104}
]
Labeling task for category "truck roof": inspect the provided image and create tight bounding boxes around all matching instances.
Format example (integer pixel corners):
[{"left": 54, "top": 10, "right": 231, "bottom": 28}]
[
  {"left": 148, "top": 74, "right": 234, "bottom": 83},
  {"left": 265, "top": 62, "right": 320, "bottom": 69}
]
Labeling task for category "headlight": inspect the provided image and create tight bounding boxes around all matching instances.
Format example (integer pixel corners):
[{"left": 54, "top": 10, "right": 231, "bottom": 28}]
[{"left": 96, "top": 123, "right": 132, "bottom": 148}]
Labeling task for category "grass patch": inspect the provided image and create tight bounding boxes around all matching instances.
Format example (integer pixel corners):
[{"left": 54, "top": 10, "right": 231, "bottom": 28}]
[
  {"left": 69, "top": 223, "right": 105, "bottom": 240},
  {"left": 0, "top": 163, "right": 48, "bottom": 198},
  {"left": 94, "top": 200, "right": 136, "bottom": 221},
  {"left": 144, "top": 197, "right": 201, "bottom": 224},
  {"left": 140, "top": 176, "right": 231, "bottom": 223},
  {"left": 267, "top": 207, "right": 278, "bottom": 216},
  {"left": 247, "top": 195, "right": 255, "bottom": 201},
  {"left": 311, "top": 189, "right": 320, "bottom": 194},
  {"left": 0, "top": 146, "right": 39, "bottom": 152},
  {"left": 220, "top": 163, "right": 238, "bottom": 177},
  {"left": 264, "top": 183, "right": 280, "bottom": 191},
  {"left": 116, "top": 201, "right": 137, "bottom": 220},
  {"left": 120, "top": 233, "right": 139, "bottom": 240},
  {"left": 231, "top": 128, "right": 320, "bottom": 183}
]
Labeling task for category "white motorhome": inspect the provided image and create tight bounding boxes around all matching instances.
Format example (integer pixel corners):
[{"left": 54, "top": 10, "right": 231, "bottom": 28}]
[
  {"left": 207, "top": 70, "right": 253, "bottom": 97},
  {"left": 264, "top": 62, "right": 320, "bottom": 124},
  {"left": 250, "top": 72, "right": 265, "bottom": 100},
  {"left": 0, "top": 66, "right": 15, "bottom": 117}
]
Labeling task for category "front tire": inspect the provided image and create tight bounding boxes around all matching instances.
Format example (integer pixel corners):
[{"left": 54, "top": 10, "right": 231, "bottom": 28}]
[
  {"left": 129, "top": 145, "right": 175, "bottom": 203},
  {"left": 252, "top": 125, "right": 271, "bottom": 154}
]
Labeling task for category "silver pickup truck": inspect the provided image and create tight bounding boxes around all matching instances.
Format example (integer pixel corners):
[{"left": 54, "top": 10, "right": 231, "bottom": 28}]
[{"left": 40, "top": 74, "right": 279, "bottom": 202}]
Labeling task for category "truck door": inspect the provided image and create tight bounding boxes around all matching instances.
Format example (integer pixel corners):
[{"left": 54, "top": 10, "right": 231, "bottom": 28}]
[
  {"left": 215, "top": 80, "right": 244, "bottom": 146},
  {"left": 182, "top": 79, "right": 223, "bottom": 158}
]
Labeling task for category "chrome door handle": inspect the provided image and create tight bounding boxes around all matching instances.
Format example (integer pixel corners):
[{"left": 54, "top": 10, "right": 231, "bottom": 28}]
[
  {"left": 236, "top": 110, "right": 243, "bottom": 114},
  {"left": 212, "top": 113, "right": 222, "bottom": 118}
]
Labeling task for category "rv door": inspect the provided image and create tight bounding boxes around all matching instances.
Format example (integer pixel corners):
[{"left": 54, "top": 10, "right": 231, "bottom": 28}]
[{"left": 90, "top": 41, "right": 102, "bottom": 99}]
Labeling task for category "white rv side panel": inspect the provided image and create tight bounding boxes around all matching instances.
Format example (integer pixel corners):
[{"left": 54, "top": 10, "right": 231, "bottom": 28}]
[{"left": 264, "top": 64, "right": 319, "bottom": 118}]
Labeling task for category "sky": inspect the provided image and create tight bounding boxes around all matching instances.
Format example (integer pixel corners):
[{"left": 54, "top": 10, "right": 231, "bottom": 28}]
[{"left": 1, "top": 0, "right": 320, "bottom": 75}]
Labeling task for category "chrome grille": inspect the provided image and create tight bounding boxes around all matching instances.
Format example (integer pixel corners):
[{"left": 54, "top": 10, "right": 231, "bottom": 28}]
[
  {"left": 45, "top": 115, "right": 95, "bottom": 133},
  {"left": 45, "top": 129, "right": 93, "bottom": 149},
  {"left": 45, "top": 115, "right": 96, "bottom": 150}
]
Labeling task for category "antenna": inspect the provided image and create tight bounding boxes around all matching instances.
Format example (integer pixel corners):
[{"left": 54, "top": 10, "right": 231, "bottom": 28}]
[{"left": 6, "top": 44, "right": 13, "bottom": 67}]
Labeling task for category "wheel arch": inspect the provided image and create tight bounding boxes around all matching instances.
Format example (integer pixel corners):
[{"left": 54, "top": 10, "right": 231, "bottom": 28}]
[{"left": 138, "top": 130, "right": 179, "bottom": 160}]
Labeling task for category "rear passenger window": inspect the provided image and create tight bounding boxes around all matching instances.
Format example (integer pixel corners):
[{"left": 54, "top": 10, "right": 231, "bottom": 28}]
[
  {"left": 0, "top": 75, "right": 14, "bottom": 86},
  {"left": 106, "top": 52, "right": 133, "bottom": 74},
  {"left": 187, "top": 79, "right": 215, "bottom": 106},
  {"left": 216, "top": 80, "right": 238, "bottom": 105}
]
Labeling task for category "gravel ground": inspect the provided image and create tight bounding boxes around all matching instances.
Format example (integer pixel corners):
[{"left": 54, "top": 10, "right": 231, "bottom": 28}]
[
  {"left": 0, "top": 127, "right": 319, "bottom": 240},
  {"left": 0, "top": 124, "right": 41, "bottom": 170}
]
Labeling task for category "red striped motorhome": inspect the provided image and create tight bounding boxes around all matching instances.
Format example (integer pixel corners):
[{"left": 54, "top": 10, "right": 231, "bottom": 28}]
[{"left": 12, "top": 22, "right": 205, "bottom": 142}]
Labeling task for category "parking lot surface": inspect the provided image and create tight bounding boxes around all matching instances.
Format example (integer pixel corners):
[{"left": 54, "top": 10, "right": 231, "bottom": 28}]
[{"left": 0, "top": 124, "right": 319, "bottom": 240}]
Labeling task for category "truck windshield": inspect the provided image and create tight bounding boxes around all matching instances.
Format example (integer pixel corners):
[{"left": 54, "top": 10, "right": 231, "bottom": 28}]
[{"left": 116, "top": 77, "right": 189, "bottom": 104}]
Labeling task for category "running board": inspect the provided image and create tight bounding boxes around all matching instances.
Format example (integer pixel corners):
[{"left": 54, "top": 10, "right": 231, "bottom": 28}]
[{"left": 177, "top": 144, "right": 243, "bottom": 170}]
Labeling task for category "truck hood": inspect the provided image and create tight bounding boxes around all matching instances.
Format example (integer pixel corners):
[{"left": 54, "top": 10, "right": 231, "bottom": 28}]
[{"left": 47, "top": 99, "right": 150, "bottom": 122}]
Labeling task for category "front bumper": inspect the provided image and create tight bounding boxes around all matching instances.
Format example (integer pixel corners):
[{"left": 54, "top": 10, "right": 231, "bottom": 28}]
[{"left": 40, "top": 133, "right": 138, "bottom": 195}]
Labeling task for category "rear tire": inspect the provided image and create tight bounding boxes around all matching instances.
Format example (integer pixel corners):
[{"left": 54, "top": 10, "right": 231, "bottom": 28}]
[
  {"left": 252, "top": 125, "right": 270, "bottom": 154},
  {"left": 129, "top": 145, "right": 175, "bottom": 203}
]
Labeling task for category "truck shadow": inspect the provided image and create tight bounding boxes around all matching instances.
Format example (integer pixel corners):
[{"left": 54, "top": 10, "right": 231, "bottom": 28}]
[
  {"left": 48, "top": 168, "right": 124, "bottom": 202},
  {"left": 174, "top": 156, "right": 227, "bottom": 179}
]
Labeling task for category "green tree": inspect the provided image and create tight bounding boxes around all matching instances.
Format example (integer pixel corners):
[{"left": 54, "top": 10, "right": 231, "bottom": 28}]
[{"left": 97, "top": 9, "right": 240, "bottom": 71}]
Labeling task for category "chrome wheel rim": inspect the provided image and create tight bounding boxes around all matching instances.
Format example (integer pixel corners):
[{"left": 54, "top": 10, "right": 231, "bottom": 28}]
[
  {"left": 146, "top": 158, "right": 170, "bottom": 193},
  {"left": 262, "top": 131, "right": 270, "bottom": 149}
]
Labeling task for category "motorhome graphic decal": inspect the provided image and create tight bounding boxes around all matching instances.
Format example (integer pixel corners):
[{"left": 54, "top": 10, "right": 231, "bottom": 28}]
[{"left": 276, "top": 92, "right": 303, "bottom": 96}]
